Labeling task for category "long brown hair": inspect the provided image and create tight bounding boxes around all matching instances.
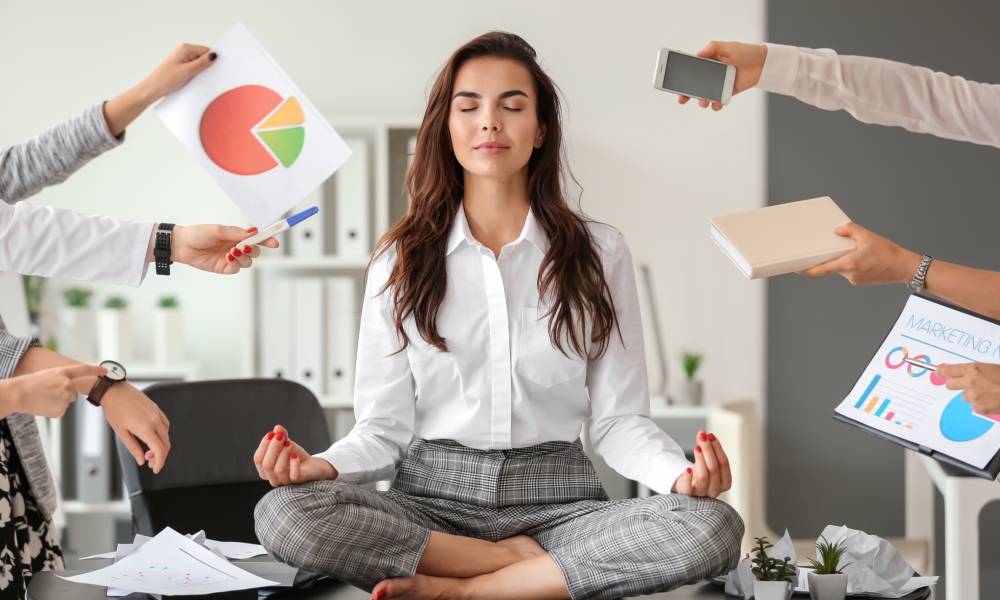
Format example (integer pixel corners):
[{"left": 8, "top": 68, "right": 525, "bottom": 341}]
[{"left": 372, "top": 31, "right": 620, "bottom": 360}]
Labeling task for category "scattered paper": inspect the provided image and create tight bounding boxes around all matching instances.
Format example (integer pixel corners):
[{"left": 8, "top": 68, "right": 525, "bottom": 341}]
[
  {"left": 62, "top": 527, "right": 278, "bottom": 596},
  {"left": 156, "top": 23, "right": 352, "bottom": 226},
  {"left": 82, "top": 532, "right": 267, "bottom": 561}
]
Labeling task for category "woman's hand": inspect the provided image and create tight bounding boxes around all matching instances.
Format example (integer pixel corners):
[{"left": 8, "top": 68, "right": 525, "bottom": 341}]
[
  {"left": 102, "top": 384, "right": 171, "bottom": 474},
  {"left": 673, "top": 430, "right": 732, "bottom": 498},
  {"left": 103, "top": 44, "right": 217, "bottom": 136},
  {"left": 677, "top": 41, "right": 768, "bottom": 111},
  {"left": 939, "top": 362, "right": 1000, "bottom": 415},
  {"left": 155, "top": 225, "right": 280, "bottom": 275},
  {"left": 253, "top": 425, "right": 337, "bottom": 487},
  {"left": 0, "top": 364, "right": 105, "bottom": 419},
  {"left": 798, "top": 222, "right": 921, "bottom": 286}
]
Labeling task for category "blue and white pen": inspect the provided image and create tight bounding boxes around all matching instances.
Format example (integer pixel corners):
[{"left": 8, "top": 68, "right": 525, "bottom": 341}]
[{"left": 240, "top": 206, "right": 319, "bottom": 246}]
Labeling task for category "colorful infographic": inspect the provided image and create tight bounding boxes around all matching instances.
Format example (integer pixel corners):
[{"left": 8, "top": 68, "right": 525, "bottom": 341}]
[
  {"left": 155, "top": 23, "right": 351, "bottom": 225},
  {"left": 836, "top": 295, "right": 1000, "bottom": 468},
  {"left": 199, "top": 85, "right": 306, "bottom": 175}
]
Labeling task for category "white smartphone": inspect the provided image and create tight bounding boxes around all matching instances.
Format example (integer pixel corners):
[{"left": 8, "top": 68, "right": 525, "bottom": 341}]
[{"left": 652, "top": 48, "right": 736, "bottom": 105}]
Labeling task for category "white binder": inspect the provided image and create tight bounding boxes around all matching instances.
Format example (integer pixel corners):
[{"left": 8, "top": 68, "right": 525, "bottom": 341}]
[
  {"left": 334, "top": 136, "right": 370, "bottom": 258},
  {"left": 288, "top": 187, "right": 324, "bottom": 258},
  {"left": 260, "top": 277, "right": 294, "bottom": 380},
  {"left": 292, "top": 278, "right": 325, "bottom": 397},
  {"left": 76, "top": 403, "right": 110, "bottom": 502},
  {"left": 324, "top": 276, "right": 357, "bottom": 402}
]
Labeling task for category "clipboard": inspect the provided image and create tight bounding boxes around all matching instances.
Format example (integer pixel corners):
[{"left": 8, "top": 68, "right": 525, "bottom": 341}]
[{"left": 834, "top": 294, "right": 1000, "bottom": 480}]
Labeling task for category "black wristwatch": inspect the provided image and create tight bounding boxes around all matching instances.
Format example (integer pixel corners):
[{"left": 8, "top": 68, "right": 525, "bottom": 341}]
[
  {"left": 154, "top": 223, "right": 175, "bottom": 276},
  {"left": 86, "top": 360, "right": 128, "bottom": 407}
]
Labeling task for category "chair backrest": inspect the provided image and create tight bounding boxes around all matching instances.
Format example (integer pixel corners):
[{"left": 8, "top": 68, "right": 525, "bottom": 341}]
[
  {"left": 116, "top": 378, "right": 331, "bottom": 543},
  {"left": 707, "top": 399, "right": 773, "bottom": 553}
]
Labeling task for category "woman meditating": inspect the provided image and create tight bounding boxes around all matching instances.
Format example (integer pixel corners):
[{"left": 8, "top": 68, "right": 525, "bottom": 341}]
[{"left": 252, "top": 31, "right": 743, "bottom": 600}]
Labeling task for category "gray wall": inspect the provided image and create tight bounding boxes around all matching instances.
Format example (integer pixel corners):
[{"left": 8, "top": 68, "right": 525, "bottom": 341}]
[{"left": 766, "top": 1, "right": 1000, "bottom": 596}]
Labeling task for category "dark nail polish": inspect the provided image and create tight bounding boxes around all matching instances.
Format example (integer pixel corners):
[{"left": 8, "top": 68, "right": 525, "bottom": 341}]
[
  {"left": 209, "top": 51, "right": 218, "bottom": 61},
  {"left": 227, "top": 254, "right": 234, "bottom": 262},
  {"left": 266, "top": 432, "right": 274, "bottom": 440},
  {"left": 283, "top": 440, "right": 290, "bottom": 447}
]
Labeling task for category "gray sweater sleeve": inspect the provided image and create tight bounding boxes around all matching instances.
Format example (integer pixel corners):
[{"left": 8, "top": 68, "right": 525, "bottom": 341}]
[{"left": 0, "top": 103, "right": 124, "bottom": 204}]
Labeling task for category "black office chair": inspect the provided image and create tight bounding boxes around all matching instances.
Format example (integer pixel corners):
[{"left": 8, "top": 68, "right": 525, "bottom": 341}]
[{"left": 116, "top": 378, "right": 332, "bottom": 543}]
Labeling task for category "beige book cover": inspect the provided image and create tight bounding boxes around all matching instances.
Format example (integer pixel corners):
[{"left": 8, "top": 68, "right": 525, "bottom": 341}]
[{"left": 709, "top": 196, "right": 855, "bottom": 279}]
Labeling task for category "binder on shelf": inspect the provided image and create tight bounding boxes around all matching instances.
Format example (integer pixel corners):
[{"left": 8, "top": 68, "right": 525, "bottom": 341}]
[
  {"left": 324, "top": 276, "right": 358, "bottom": 402},
  {"left": 288, "top": 187, "right": 324, "bottom": 258},
  {"left": 334, "top": 136, "right": 370, "bottom": 258},
  {"left": 292, "top": 278, "right": 325, "bottom": 398},
  {"left": 76, "top": 403, "right": 110, "bottom": 502},
  {"left": 405, "top": 135, "right": 417, "bottom": 206},
  {"left": 260, "top": 277, "right": 294, "bottom": 380}
]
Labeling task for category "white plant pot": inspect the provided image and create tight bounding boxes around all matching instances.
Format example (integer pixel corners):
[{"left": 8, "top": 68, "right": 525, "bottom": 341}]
[
  {"left": 57, "top": 307, "right": 97, "bottom": 362},
  {"left": 153, "top": 308, "right": 183, "bottom": 365},
  {"left": 754, "top": 580, "right": 793, "bottom": 600},
  {"left": 97, "top": 309, "right": 131, "bottom": 363},
  {"left": 807, "top": 572, "right": 848, "bottom": 600},
  {"left": 678, "top": 379, "right": 704, "bottom": 406}
]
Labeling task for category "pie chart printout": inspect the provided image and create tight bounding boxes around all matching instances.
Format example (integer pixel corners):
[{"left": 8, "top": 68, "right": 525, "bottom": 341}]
[{"left": 199, "top": 84, "right": 306, "bottom": 175}]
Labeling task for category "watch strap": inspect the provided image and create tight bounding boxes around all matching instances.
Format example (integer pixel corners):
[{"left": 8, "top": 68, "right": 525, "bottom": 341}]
[
  {"left": 86, "top": 376, "right": 113, "bottom": 407},
  {"left": 154, "top": 223, "right": 175, "bottom": 276},
  {"left": 908, "top": 254, "right": 933, "bottom": 293}
]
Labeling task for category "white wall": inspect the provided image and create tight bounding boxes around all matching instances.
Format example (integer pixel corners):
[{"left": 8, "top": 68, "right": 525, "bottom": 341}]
[{"left": 0, "top": 1, "right": 765, "bottom": 408}]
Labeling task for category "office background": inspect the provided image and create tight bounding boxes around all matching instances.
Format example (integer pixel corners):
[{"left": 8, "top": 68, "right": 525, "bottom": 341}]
[{"left": 2, "top": 1, "right": 997, "bottom": 597}]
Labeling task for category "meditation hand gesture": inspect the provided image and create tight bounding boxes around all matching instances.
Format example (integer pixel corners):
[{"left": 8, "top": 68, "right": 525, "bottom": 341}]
[
  {"left": 672, "top": 430, "right": 733, "bottom": 498},
  {"left": 253, "top": 424, "right": 337, "bottom": 487}
]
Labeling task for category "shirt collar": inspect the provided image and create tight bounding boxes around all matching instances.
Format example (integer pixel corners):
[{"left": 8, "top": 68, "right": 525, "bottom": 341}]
[{"left": 446, "top": 203, "right": 550, "bottom": 256}]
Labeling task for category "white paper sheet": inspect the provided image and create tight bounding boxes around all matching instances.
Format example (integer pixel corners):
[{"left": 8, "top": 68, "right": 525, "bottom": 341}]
[
  {"left": 81, "top": 535, "right": 267, "bottom": 561},
  {"left": 156, "top": 23, "right": 351, "bottom": 226},
  {"left": 63, "top": 528, "right": 278, "bottom": 596},
  {"left": 835, "top": 295, "right": 1000, "bottom": 468}
]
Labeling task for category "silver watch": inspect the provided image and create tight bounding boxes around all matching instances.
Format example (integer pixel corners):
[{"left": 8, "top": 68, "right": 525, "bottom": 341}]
[{"left": 907, "top": 254, "right": 933, "bottom": 294}]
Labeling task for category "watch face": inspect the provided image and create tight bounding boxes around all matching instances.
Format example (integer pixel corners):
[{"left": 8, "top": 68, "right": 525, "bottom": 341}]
[{"left": 100, "top": 360, "right": 127, "bottom": 382}]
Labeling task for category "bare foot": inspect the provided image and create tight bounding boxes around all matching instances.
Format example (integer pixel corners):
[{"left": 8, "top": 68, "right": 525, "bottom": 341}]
[
  {"left": 496, "top": 534, "right": 547, "bottom": 562},
  {"left": 371, "top": 574, "right": 468, "bottom": 599}
]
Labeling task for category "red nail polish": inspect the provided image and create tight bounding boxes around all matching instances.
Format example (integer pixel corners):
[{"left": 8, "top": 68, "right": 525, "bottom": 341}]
[
  {"left": 686, "top": 467, "right": 693, "bottom": 474},
  {"left": 247, "top": 227, "right": 258, "bottom": 234},
  {"left": 276, "top": 433, "right": 284, "bottom": 441},
  {"left": 699, "top": 432, "right": 708, "bottom": 441},
  {"left": 291, "top": 452, "right": 298, "bottom": 460},
  {"left": 709, "top": 433, "right": 717, "bottom": 442},
  {"left": 233, "top": 248, "right": 242, "bottom": 257},
  {"left": 695, "top": 445, "right": 702, "bottom": 453},
  {"left": 243, "top": 245, "right": 251, "bottom": 253},
  {"left": 227, "top": 254, "right": 234, "bottom": 262},
  {"left": 266, "top": 432, "right": 274, "bottom": 440},
  {"left": 283, "top": 440, "right": 290, "bottom": 447}
]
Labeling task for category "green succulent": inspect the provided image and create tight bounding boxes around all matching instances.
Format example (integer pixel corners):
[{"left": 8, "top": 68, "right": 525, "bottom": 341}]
[
  {"left": 808, "top": 536, "right": 851, "bottom": 575},
  {"left": 63, "top": 287, "right": 93, "bottom": 308},
  {"left": 682, "top": 352, "right": 703, "bottom": 381},
  {"left": 103, "top": 296, "right": 128, "bottom": 310},
  {"left": 158, "top": 295, "right": 179, "bottom": 309},
  {"left": 751, "top": 537, "right": 797, "bottom": 582}
]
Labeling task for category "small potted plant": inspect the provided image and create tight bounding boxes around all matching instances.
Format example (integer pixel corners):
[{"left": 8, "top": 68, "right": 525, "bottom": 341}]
[
  {"left": 58, "top": 286, "right": 97, "bottom": 361},
  {"left": 807, "top": 536, "right": 850, "bottom": 600},
  {"left": 153, "top": 295, "right": 183, "bottom": 365},
  {"left": 752, "top": 537, "right": 797, "bottom": 600},
  {"left": 678, "top": 352, "right": 704, "bottom": 405},
  {"left": 98, "top": 295, "right": 131, "bottom": 362}
]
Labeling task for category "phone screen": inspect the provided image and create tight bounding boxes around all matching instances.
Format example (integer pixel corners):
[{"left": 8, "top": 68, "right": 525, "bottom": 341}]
[{"left": 663, "top": 51, "right": 728, "bottom": 101}]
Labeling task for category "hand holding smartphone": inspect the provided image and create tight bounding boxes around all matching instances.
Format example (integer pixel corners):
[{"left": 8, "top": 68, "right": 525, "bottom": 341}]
[{"left": 655, "top": 42, "right": 768, "bottom": 110}]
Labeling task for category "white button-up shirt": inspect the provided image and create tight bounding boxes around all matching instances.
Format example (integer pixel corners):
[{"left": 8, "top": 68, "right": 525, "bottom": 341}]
[
  {"left": 759, "top": 43, "right": 1000, "bottom": 149},
  {"left": 317, "top": 206, "right": 691, "bottom": 494}
]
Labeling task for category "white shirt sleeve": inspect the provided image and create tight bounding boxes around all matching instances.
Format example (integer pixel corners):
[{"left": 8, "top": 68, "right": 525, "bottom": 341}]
[
  {"left": 314, "top": 249, "right": 416, "bottom": 483},
  {"left": 585, "top": 231, "right": 691, "bottom": 495},
  {"left": 758, "top": 43, "right": 1000, "bottom": 149},
  {"left": 0, "top": 201, "right": 152, "bottom": 287}
]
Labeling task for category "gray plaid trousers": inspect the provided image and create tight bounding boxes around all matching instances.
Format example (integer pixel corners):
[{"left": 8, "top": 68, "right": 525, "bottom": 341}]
[{"left": 254, "top": 439, "right": 743, "bottom": 599}]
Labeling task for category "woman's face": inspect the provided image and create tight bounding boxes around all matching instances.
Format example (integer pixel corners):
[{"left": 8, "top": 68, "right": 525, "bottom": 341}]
[{"left": 448, "top": 56, "right": 544, "bottom": 180}]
